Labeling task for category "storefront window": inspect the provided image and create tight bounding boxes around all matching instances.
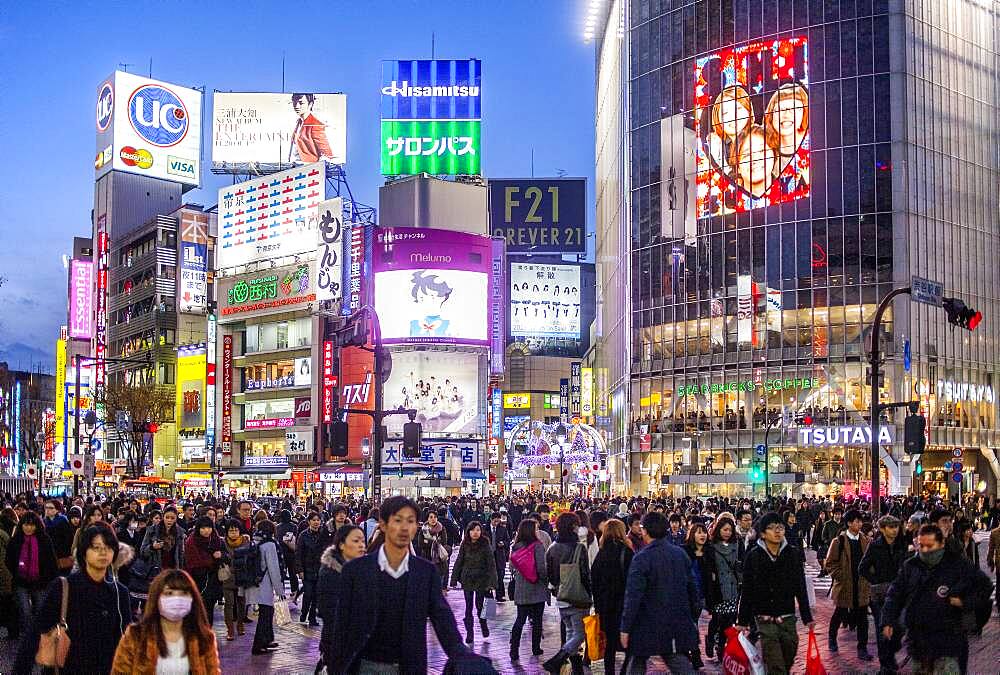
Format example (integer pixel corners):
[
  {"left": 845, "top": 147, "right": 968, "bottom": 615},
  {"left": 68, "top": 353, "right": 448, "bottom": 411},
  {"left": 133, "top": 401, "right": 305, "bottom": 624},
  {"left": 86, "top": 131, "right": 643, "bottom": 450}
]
[{"left": 245, "top": 317, "right": 311, "bottom": 353}]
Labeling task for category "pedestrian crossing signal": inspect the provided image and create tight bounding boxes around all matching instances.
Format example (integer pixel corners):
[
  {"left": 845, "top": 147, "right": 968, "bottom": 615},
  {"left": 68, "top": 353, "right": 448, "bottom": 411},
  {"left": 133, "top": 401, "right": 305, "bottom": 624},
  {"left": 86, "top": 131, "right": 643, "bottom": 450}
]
[
  {"left": 903, "top": 414, "right": 926, "bottom": 455},
  {"left": 326, "top": 420, "right": 349, "bottom": 458},
  {"left": 402, "top": 421, "right": 422, "bottom": 458},
  {"left": 749, "top": 463, "right": 764, "bottom": 482}
]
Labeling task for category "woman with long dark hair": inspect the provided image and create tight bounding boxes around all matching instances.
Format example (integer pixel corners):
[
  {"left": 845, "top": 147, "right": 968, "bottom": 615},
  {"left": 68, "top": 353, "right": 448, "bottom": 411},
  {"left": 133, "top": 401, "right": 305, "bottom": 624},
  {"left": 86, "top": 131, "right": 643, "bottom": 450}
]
[
  {"left": 591, "top": 518, "right": 634, "bottom": 674},
  {"left": 111, "top": 568, "right": 220, "bottom": 673},
  {"left": 707, "top": 515, "right": 741, "bottom": 659},
  {"left": 450, "top": 520, "right": 498, "bottom": 644},
  {"left": 318, "top": 524, "right": 367, "bottom": 670},
  {"left": 183, "top": 516, "right": 225, "bottom": 624},
  {"left": 5, "top": 510, "right": 57, "bottom": 635},
  {"left": 683, "top": 522, "right": 717, "bottom": 669},
  {"left": 509, "top": 518, "right": 548, "bottom": 662}
]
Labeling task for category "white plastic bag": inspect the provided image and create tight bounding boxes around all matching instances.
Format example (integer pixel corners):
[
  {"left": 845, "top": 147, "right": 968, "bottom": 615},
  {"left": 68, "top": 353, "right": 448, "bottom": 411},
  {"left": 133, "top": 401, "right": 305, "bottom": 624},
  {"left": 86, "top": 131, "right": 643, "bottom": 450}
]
[
  {"left": 805, "top": 575, "right": 816, "bottom": 610},
  {"left": 480, "top": 598, "right": 497, "bottom": 620},
  {"left": 737, "top": 631, "right": 766, "bottom": 675}
]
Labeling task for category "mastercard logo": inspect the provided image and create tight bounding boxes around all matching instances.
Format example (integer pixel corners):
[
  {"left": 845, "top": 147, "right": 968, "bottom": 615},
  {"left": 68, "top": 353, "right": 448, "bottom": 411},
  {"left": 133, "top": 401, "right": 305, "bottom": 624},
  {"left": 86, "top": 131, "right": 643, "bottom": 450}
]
[{"left": 120, "top": 146, "right": 153, "bottom": 169}]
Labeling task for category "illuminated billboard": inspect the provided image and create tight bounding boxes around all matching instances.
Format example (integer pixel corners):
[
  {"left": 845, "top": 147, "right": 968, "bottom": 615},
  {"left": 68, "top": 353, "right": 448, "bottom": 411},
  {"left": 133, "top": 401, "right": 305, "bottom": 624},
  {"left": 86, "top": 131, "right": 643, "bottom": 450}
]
[
  {"left": 212, "top": 92, "right": 347, "bottom": 167},
  {"left": 176, "top": 349, "right": 206, "bottom": 431},
  {"left": 489, "top": 179, "right": 586, "bottom": 254},
  {"left": 216, "top": 162, "right": 327, "bottom": 269},
  {"left": 380, "top": 119, "right": 480, "bottom": 176},
  {"left": 380, "top": 59, "right": 481, "bottom": 177},
  {"left": 178, "top": 210, "right": 209, "bottom": 314},
  {"left": 68, "top": 260, "right": 94, "bottom": 340},
  {"left": 217, "top": 262, "right": 316, "bottom": 318},
  {"left": 382, "top": 348, "right": 483, "bottom": 436},
  {"left": 374, "top": 227, "right": 492, "bottom": 345},
  {"left": 509, "top": 263, "right": 581, "bottom": 338},
  {"left": 315, "top": 198, "right": 344, "bottom": 304},
  {"left": 694, "top": 37, "right": 809, "bottom": 217},
  {"left": 95, "top": 71, "right": 202, "bottom": 186}
]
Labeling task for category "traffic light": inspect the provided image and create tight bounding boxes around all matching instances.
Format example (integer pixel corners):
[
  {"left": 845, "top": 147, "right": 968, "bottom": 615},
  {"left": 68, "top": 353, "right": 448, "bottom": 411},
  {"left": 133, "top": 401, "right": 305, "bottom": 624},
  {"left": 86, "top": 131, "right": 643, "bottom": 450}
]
[
  {"left": 914, "top": 459, "right": 924, "bottom": 476},
  {"left": 942, "top": 297, "right": 982, "bottom": 330},
  {"left": 326, "top": 420, "right": 349, "bottom": 458},
  {"left": 903, "top": 414, "right": 926, "bottom": 455},
  {"left": 749, "top": 462, "right": 765, "bottom": 483},
  {"left": 402, "top": 421, "right": 422, "bottom": 458}
]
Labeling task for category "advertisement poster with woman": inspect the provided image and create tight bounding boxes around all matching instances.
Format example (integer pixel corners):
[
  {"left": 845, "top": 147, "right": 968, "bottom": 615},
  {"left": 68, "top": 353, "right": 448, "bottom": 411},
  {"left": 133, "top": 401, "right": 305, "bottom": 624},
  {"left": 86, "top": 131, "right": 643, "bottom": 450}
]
[{"left": 694, "top": 37, "right": 809, "bottom": 217}]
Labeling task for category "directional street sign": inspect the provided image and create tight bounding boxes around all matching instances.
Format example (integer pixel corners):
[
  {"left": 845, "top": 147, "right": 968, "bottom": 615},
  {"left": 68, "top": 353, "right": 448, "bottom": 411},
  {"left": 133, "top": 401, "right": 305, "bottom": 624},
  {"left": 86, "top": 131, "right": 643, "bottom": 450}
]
[{"left": 911, "top": 276, "right": 943, "bottom": 307}]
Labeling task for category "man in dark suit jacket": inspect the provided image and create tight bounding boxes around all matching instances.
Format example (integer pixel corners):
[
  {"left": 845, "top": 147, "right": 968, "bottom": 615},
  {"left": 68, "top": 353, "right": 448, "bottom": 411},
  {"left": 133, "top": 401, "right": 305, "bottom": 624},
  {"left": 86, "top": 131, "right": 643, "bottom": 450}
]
[{"left": 328, "top": 496, "right": 472, "bottom": 674}]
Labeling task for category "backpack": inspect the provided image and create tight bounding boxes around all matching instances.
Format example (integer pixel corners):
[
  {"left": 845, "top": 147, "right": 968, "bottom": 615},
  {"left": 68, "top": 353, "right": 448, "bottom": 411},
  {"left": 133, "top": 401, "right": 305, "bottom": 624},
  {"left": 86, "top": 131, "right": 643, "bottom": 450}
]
[{"left": 232, "top": 543, "right": 265, "bottom": 587}]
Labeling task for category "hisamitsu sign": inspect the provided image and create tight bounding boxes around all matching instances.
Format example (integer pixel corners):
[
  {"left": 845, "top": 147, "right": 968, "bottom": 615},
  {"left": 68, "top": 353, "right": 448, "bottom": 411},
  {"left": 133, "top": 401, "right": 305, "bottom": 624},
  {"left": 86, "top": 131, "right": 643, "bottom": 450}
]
[{"left": 489, "top": 178, "right": 586, "bottom": 254}]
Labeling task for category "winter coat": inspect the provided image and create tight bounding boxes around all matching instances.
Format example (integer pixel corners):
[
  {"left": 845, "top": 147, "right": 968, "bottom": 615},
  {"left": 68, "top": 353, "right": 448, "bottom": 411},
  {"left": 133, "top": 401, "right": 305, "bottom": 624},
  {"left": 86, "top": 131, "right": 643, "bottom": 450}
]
[
  {"left": 713, "top": 539, "right": 741, "bottom": 603},
  {"left": 591, "top": 540, "right": 633, "bottom": 618},
  {"left": 44, "top": 514, "right": 74, "bottom": 561},
  {"left": 858, "top": 534, "right": 910, "bottom": 594},
  {"left": 296, "top": 527, "right": 329, "bottom": 577},
  {"left": 12, "top": 570, "right": 131, "bottom": 675},
  {"left": 510, "top": 540, "right": 548, "bottom": 605},
  {"left": 880, "top": 549, "right": 994, "bottom": 659},
  {"left": 450, "top": 537, "right": 498, "bottom": 593},
  {"left": 620, "top": 537, "right": 699, "bottom": 657},
  {"left": 111, "top": 624, "right": 221, "bottom": 675},
  {"left": 184, "top": 531, "right": 224, "bottom": 603},
  {"left": 824, "top": 531, "right": 871, "bottom": 608},
  {"left": 5, "top": 529, "right": 58, "bottom": 592},
  {"left": 220, "top": 534, "right": 249, "bottom": 592},
  {"left": 139, "top": 521, "right": 186, "bottom": 570},
  {"left": 737, "top": 538, "right": 813, "bottom": 626},
  {"left": 684, "top": 543, "right": 720, "bottom": 609},
  {"left": 0, "top": 528, "right": 12, "bottom": 595},
  {"left": 318, "top": 546, "right": 346, "bottom": 668},
  {"left": 329, "top": 551, "right": 468, "bottom": 674},
  {"left": 821, "top": 518, "right": 845, "bottom": 548},
  {"left": 275, "top": 521, "right": 299, "bottom": 574},
  {"left": 546, "top": 540, "right": 592, "bottom": 606},
  {"left": 245, "top": 538, "right": 283, "bottom": 607},
  {"left": 988, "top": 526, "right": 1000, "bottom": 572}
]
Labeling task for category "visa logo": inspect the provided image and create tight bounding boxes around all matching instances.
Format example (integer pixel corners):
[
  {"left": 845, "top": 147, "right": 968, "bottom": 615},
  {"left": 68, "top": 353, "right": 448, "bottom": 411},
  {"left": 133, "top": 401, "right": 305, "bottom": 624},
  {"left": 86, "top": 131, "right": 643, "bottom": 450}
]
[{"left": 167, "top": 155, "right": 197, "bottom": 179}]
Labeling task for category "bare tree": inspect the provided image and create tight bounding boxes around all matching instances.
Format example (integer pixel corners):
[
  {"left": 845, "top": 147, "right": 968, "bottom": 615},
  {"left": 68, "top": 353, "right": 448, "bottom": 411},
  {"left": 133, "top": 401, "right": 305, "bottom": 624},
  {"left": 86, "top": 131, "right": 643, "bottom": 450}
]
[{"left": 95, "top": 381, "right": 173, "bottom": 479}]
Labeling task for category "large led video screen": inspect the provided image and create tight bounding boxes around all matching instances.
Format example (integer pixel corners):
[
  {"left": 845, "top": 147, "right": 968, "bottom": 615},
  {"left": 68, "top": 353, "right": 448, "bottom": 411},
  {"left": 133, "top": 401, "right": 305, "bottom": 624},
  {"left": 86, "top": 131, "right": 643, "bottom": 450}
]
[
  {"left": 509, "top": 263, "right": 581, "bottom": 338},
  {"left": 383, "top": 349, "right": 482, "bottom": 435},
  {"left": 694, "top": 37, "right": 809, "bottom": 217},
  {"left": 374, "top": 227, "right": 492, "bottom": 345}
]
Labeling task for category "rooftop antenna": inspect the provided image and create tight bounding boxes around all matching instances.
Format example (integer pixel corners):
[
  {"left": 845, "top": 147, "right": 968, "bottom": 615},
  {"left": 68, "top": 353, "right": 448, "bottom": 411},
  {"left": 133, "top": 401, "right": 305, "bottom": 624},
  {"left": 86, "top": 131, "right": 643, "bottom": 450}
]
[
  {"left": 118, "top": 62, "right": 134, "bottom": 73},
  {"left": 281, "top": 51, "right": 286, "bottom": 93},
  {"left": 148, "top": 57, "right": 152, "bottom": 78},
  {"left": 431, "top": 32, "right": 435, "bottom": 59},
  {"left": 531, "top": 148, "right": 535, "bottom": 177}
]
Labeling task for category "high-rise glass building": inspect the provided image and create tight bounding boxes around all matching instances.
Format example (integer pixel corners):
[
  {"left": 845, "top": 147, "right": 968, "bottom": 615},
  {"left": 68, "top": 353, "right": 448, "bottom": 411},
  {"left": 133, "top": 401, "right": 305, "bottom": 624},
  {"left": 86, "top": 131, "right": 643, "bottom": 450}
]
[{"left": 593, "top": 0, "right": 1000, "bottom": 497}]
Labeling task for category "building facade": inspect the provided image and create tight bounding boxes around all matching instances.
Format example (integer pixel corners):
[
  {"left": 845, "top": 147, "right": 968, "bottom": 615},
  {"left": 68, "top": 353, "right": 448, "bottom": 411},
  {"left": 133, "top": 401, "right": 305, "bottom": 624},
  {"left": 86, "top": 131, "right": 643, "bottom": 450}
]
[{"left": 594, "top": 0, "right": 1000, "bottom": 496}]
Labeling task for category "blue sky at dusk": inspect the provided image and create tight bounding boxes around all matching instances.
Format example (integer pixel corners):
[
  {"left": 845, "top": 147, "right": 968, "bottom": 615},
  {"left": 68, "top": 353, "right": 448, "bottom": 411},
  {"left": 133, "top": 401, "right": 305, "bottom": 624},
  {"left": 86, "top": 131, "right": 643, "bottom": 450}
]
[{"left": 0, "top": 1, "right": 596, "bottom": 369}]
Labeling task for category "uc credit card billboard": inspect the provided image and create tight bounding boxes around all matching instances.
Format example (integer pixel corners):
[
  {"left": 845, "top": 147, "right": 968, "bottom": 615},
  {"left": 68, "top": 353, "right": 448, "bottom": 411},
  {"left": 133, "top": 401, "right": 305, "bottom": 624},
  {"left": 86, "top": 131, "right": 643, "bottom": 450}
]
[
  {"left": 373, "top": 227, "right": 492, "bottom": 345},
  {"left": 95, "top": 71, "right": 203, "bottom": 186},
  {"left": 380, "top": 59, "right": 481, "bottom": 176}
]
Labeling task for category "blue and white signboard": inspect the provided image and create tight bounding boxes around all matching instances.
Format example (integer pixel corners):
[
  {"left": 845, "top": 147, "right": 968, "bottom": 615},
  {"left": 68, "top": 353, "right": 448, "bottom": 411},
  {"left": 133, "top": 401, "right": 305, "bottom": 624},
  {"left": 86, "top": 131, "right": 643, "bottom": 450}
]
[{"left": 381, "top": 59, "right": 481, "bottom": 121}]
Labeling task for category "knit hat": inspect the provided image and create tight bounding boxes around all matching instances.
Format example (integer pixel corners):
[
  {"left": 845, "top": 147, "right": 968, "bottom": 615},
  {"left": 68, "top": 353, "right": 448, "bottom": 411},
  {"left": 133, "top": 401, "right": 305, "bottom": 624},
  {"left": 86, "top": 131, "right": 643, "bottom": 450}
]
[{"left": 755, "top": 511, "right": 783, "bottom": 533}]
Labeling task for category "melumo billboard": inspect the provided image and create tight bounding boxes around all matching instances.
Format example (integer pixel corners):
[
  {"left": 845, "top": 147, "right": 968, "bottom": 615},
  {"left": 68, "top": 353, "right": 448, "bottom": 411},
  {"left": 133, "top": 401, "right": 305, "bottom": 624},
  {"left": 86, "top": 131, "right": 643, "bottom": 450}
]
[
  {"left": 212, "top": 92, "right": 347, "bottom": 168},
  {"left": 373, "top": 227, "right": 492, "bottom": 345},
  {"left": 380, "top": 59, "right": 481, "bottom": 176},
  {"left": 95, "top": 71, "right": 202, "bottom": 186}
]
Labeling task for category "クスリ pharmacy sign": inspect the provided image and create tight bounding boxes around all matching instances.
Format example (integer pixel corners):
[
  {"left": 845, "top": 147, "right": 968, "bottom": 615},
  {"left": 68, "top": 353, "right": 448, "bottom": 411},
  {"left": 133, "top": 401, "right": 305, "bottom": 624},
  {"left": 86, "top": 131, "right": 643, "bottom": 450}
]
[{"left": 676, "top": 377, "right": 819, "bottom": 397}]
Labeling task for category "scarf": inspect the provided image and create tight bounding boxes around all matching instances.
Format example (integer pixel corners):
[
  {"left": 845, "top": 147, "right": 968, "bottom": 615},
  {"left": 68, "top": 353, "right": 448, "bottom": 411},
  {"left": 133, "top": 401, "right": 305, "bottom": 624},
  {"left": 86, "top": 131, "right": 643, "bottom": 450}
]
[
  {"left": 428, "top": 521, "right": 444, "bottom": 535},
  {"left": 226, "top": 534, "right": 244, "bottom": 550},
  {"left": 19, "top": 533, "right": 40, "bottom": 582}
]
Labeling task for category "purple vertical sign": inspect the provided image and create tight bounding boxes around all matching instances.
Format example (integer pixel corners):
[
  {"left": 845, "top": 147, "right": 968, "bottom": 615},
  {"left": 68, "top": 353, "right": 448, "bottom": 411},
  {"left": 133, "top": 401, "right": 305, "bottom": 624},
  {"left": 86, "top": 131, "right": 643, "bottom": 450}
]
[{"left": 490, "top": 238, "right": 506, "bottom": 376}]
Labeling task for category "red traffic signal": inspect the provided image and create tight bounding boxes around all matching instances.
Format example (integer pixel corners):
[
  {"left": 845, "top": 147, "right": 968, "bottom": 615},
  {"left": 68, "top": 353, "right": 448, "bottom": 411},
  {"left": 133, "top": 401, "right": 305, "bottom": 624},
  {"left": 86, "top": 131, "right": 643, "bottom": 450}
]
[
  {"left": 803, "top": 415, "right": 813, "bottom": 426},
  {"left": 147, "top": 422, "right": 159, "bottom": 433},
  {"left": 942, "top": 297, "right": 982, "bottom": 331}
]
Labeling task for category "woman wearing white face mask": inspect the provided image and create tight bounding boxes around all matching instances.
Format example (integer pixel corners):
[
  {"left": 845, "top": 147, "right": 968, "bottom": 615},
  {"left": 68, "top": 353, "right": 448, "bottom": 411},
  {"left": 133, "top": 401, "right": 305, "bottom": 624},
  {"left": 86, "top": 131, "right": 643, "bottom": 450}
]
[{"left": 111, "top": 568, "right": 221, "bottom": 674}]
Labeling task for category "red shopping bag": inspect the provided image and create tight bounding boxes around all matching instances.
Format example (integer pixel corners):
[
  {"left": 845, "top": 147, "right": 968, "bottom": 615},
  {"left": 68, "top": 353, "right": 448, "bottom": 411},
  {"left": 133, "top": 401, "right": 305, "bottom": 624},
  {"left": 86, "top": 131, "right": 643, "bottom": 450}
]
[
  {"left": 721, "top": 626, "right": 750, "bottom": 675},
  {"left": 805, "top": 627, "right": 828, "bottom": 675}
]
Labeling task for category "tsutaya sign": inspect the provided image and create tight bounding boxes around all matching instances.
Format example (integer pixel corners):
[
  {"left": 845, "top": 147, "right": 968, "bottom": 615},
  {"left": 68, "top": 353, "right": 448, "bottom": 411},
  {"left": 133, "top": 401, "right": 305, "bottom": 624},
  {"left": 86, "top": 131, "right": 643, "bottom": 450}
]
[
  {"left": 914, "top": 379, "right": 995, "bottom": 403},
  {"left": 797, "top": 425, "right": 895, "bottom": 447},
  {"left": 677, "top": 377, "right": 819, "bottom": 397}
]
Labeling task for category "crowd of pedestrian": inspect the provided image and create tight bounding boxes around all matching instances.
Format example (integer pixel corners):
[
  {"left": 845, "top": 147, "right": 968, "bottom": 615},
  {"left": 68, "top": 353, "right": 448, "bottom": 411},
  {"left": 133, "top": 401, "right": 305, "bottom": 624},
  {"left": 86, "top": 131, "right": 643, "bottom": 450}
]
[{"left": 0, "top": 488, "right": 997, "bottom": 674}]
